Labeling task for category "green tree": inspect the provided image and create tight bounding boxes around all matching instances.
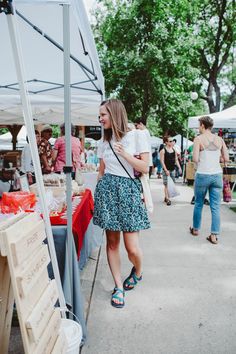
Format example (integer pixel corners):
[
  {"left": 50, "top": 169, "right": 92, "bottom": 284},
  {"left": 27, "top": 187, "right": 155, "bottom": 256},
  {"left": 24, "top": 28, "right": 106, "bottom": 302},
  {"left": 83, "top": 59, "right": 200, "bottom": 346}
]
[
  {"left": 186, "top": 0, "right": 236, "bottom": 112},
  {"left": 93, "top": 0, "right": 235, "bottom": 135}
]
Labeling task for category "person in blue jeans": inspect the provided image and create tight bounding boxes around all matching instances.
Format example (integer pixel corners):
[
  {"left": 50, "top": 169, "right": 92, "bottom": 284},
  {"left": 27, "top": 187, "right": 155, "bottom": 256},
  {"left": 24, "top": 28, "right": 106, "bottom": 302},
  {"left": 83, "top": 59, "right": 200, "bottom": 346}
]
[{"left": 190, "top": 116, "right": 229, "bottom": 244}]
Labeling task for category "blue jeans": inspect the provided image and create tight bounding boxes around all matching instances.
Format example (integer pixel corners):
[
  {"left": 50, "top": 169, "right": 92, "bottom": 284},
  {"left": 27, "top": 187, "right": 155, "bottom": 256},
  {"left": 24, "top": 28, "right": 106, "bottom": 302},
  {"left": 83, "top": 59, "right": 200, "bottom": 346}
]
[{"left": 193, "top": 173, "right": 223, "bottom": 235}]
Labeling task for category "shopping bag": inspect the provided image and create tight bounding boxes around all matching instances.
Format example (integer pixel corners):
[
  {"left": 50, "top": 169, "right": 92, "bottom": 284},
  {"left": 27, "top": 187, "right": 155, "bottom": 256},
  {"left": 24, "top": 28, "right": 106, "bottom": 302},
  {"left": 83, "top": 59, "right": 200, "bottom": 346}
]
[
  {"left": 140, "top": 173, "right": 154, "bottom": 213},
  {"left": 167, "top": 176, "right": 180, "bottom": 198},
  {"left": 223, "top": 178, "right": 232, "bottom": 203}
]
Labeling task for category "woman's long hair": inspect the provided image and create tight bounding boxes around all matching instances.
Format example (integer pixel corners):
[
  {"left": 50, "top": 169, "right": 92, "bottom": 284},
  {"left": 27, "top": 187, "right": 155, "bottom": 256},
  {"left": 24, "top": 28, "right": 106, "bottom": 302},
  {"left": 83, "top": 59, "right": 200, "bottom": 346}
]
[{"left": 101, "top": 99, "right": 129, "bottom": 141}]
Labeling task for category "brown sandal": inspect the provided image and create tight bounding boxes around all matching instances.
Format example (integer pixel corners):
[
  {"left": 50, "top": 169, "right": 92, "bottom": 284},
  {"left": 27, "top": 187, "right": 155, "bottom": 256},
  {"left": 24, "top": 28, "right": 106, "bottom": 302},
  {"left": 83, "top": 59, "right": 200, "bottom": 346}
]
[
  {"left": 206, "top": 235, "right": 218, "bottom": 244},
  {"left": 189, "top": 227, "right": 199, "bottom": 236}
]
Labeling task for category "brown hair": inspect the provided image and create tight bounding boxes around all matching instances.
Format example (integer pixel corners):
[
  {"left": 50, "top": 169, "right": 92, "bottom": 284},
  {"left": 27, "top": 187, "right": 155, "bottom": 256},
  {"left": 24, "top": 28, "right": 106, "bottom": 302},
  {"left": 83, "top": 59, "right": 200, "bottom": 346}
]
[
  {"left": 163, "top": 135, "right": 170, "bottom": 143},
  {"left": 101, "top": 99, "right": 129, "bottom": 141},
  {"left": 134, "top": 117, "right": 146, "bottom": 125},
  {"left": 198, "top": 116, "right": 214, "bottom": 129}
]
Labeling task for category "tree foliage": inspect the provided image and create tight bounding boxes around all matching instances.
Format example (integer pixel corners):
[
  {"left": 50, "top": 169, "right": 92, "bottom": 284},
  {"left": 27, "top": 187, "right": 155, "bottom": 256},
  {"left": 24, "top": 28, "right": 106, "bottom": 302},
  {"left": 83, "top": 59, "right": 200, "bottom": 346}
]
[{"left": 92, "top": 0, "right": 236, "bottom": 135}]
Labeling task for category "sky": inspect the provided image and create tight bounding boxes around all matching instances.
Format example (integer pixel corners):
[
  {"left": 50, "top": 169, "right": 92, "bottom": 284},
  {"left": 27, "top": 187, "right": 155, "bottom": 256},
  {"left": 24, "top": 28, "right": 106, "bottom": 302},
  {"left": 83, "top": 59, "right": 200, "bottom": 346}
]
[{"left": 84, "top": 0, "right": 96, "bottom": 20}]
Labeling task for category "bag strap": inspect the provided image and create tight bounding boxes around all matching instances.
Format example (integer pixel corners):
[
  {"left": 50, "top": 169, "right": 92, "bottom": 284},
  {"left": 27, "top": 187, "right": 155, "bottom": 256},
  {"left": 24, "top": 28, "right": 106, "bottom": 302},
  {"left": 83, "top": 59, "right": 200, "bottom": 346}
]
[{"left": 108, "top": 141, "right": 139, "bottom": 190}]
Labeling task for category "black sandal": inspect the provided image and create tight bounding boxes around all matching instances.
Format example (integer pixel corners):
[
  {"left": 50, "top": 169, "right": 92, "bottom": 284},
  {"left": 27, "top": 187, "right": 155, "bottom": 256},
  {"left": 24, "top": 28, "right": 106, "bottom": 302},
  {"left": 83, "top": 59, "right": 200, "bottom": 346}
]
[
  {"left": 206, "top": 235, "right": 218, "bottom": 244},
  {"left": 189, "top": 227, "right": 199, "bottom": 236}
]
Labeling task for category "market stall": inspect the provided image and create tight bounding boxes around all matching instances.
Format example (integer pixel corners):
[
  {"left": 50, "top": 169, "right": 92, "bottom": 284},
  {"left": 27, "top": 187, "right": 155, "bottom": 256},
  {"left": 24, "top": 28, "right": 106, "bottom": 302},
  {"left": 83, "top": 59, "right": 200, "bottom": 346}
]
[{"left": 0, "top": 0, "right": 104, "bottom": 351}]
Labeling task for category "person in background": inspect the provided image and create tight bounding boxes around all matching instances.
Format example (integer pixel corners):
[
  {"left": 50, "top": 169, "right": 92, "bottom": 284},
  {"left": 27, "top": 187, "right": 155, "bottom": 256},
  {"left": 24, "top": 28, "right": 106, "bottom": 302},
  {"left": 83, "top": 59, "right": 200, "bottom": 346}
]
[
  {"left": 189, "top": 116, "right": 229, "bottom": 244},
  {"left": 94, "top": 99, "right": 150, "bottom": 309},
  {"left": 152, "top": 148, "right": 162, "bottom": 178},
  {"left": 21, "top": 130, "right": 40, "bottom": 184},
  {"left": 86, "top": 145, "right": 95, "bottom": 164},
  {"left": 52, "top": 123, "right": 82, "bottom": 178},
  {"left": 172, "top": 138, "right": 181, "bottom": 178},
  {"left": 134, "top": 118, "right": 153, "bottom": 178},
  {"left": 38, "top": 124, "right": 53, "bottom": 174},
  {"left": 160, "top": 136, "right": 182, "bottom": 205}
]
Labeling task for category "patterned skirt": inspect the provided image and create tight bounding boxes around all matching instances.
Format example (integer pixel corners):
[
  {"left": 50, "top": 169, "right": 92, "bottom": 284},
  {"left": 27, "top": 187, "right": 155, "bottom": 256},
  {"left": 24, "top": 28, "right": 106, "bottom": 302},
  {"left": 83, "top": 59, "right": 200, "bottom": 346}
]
[{"left": 93, "top": 173, "right": 150, "bottom": 232}]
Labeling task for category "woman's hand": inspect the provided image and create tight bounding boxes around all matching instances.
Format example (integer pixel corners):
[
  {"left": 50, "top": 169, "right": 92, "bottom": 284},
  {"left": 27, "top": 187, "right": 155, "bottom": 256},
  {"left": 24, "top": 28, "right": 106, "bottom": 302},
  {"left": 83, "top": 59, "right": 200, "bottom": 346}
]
[{"left": 113, "top": 142, "right": 126, "bottom": 158}]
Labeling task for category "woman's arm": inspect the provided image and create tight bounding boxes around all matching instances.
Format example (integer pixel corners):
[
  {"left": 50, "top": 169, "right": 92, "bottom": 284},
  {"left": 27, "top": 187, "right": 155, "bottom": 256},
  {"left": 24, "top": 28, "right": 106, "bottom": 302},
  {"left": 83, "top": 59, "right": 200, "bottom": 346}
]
[
  {"left": 113, "top": 142, "right": 149, "bottom": 174},
  {"left": 221, "top": 139, "right": 230, "bottom": 163},
  {"left": 192, "top": 137, "right": 200, "bottom": 164},
  {"left": 97, "top": 158, "right": 105, "bottom": 180},
  {"left": 52, "top": 149, "right": 58, "bottom": 164}
]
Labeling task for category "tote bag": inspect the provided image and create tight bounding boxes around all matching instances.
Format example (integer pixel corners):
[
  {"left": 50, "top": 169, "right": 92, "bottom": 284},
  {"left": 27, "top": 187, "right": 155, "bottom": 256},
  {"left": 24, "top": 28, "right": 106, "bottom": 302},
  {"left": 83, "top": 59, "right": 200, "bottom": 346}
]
[
  {"left": 140, "top": 173, "right": 154, "bottom": 213},
  {"left": 223, "top": 177, "right": 232, "bottom": 203},
  {"left": 167, "top": 176, "right": 180, "bottom": 198}
]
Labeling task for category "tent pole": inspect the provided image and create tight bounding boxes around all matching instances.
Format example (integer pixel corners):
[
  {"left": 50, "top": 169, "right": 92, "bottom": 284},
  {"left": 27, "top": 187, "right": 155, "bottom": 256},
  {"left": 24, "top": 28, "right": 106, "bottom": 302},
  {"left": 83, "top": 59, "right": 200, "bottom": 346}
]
[
  {"left": 63, "top": 3, "right": 74, "bottom": 317},
  {"left": 182, "top": 123, "right": 189, "bottom": 184},
  {"left": 6, "top": 11, "right": 67, "bottom": 316}
]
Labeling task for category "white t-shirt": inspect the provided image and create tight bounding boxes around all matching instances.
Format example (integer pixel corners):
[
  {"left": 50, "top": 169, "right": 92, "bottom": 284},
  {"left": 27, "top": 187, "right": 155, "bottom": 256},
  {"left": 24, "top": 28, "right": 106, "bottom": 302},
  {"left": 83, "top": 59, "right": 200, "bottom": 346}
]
[
  {"left": 21, "top": 144, "right": 34, "bottom": 173},
  {"left": 97, "top": 130, "right": 149, "bottom": 178}
]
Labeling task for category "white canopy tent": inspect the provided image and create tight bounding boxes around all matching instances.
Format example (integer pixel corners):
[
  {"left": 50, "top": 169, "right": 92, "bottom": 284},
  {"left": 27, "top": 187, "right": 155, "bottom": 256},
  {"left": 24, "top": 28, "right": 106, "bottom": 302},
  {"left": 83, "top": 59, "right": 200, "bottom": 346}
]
[
  {"left": 0, "top": 0, "right": 105, "bottom": 343},
  {"left": 150, "top": 136, "right": 163, "bottom": 148},
  {"left": 188, "top": 105, "right": 236, "bottom": 129},
  {"left": 0, "top": 0, "right": 104, "bottom": 126},
  {"left": 172, "top": 134, "right": 193, "bottom": 149}
]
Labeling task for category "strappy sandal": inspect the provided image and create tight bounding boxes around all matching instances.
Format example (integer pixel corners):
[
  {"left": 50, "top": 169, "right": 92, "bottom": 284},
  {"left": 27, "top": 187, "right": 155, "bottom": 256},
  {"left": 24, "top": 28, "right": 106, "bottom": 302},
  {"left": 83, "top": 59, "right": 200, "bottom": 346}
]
[
  {"left": 123, "top": 267, "right": 142, "bottom": 291},
  {"left": 164, "top": 198, "right": 171, "bottom": 205},
  {"left": 111, "top": 288, "right": 125, "bottom": 308},
  {"left": 189, "top": 227, "right": 199, "bottom": 236},
  {"left": 206, "top": 235, "right": 218, "bottom": 245}
]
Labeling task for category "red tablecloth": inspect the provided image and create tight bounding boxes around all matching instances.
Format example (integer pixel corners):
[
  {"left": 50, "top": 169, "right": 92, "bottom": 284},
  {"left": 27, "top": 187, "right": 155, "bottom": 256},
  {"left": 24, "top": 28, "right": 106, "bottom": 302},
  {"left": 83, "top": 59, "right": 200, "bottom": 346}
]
[
  {"left": 72, "top": 189, "right": 94, "bottom": 258},
  {"left": 50, "top": 189, "right": 94, "bottom": 259}
]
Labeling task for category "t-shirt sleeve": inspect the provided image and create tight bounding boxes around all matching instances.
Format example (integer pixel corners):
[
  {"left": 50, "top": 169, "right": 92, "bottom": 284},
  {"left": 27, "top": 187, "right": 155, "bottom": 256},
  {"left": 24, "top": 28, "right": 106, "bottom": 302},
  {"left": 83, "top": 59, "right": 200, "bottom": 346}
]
[
  {"left": 97, "top": 139, "right": 104, "bottom": 159},
  {"left": 135, "top": 130, "right": 150, "bottom": 154},
  {"left": 54, "top": 138, "right": 60, "bottom": 150}
]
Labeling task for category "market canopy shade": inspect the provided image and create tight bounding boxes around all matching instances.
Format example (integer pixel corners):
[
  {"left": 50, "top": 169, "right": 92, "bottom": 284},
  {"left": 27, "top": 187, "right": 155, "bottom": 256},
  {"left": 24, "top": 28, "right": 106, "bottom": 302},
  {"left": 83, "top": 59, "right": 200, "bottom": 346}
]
[
  {"left": 188, "top": 105, "right": 236, "bottom": 129},
  {"left": 172, "top": 134, "right": 193, "bottom": 148},
  {"left": 0, "top": 0, "right": 104, "bottom": 126}
]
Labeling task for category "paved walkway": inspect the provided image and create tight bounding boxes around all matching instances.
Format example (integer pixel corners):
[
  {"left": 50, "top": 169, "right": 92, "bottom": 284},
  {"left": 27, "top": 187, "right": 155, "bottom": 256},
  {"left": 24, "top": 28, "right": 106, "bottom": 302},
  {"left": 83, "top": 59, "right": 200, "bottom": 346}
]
[{"left": 81, "top": 178, "right": 236, "bottom": 354}]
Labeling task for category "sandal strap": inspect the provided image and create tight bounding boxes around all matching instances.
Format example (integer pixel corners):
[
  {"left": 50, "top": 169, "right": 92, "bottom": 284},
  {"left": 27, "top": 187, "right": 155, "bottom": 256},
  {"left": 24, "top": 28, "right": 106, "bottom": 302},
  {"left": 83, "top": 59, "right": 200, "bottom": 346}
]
[
  {"left": 112, "top": 288, "right": 124, "bottom": 302},
  {"left": 125, "top": 272, "right": 142, "bottom": 287}
]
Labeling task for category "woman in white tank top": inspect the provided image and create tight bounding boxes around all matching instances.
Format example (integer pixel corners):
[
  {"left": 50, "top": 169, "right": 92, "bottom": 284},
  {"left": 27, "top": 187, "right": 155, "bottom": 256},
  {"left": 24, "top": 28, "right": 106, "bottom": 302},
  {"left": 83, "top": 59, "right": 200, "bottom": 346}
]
[{"left": 189, "top": 116, "right": 229, "bottom": 244}]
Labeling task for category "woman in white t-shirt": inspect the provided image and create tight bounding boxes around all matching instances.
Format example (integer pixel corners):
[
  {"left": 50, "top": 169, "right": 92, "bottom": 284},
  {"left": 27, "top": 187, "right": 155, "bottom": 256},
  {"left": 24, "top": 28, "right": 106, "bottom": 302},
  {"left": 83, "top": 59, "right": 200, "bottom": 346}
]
[{"left": 93, "top": 99, "right": 150, "bottom": 308}]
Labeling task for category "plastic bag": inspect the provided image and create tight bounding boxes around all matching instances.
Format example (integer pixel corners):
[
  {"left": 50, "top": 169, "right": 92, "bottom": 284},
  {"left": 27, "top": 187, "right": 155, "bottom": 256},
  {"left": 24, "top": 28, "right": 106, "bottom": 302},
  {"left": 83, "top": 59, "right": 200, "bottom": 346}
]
[
  {"left": 1, "top": 191, "right": 36, "bottom": 213},
  {"left": 140, "top": 173, "right": 154, "bottom": 213},
  {"left": 223, "top": 178, "right": 232, "bottom": 203},
  {"left": 167, "top": 176, "right": 180, "bottom": 198}
]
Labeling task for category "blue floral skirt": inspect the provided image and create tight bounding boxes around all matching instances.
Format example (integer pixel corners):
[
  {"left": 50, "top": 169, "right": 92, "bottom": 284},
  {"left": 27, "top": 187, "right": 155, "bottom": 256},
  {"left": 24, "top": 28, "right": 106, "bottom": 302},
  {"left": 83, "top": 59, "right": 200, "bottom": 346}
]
[{"left": 93, "top": 173, "right": 150, "bottom": 232}]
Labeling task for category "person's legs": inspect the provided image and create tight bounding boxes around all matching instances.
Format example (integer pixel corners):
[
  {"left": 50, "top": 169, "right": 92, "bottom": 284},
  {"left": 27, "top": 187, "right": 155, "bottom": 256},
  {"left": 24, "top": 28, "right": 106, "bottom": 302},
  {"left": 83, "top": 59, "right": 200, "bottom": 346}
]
[
  {"left": 162, "top": 170, "right": 170, "bottom": 203},
  {"left": 149, "top": 166, "right": 152, "bottom": 178},
  {"left": 193, "top": 174, "right": 208, "bottom": 231},
  {"left": 157, "top": 159, "right": 162, "bottom": 178},
  {"left": 123, "top": 231, "right": 143, "bottom": 278},
  {"left": 106, "top": 230, "right": 123, "bottom": 305},
  {"left": 208, "top": 174, "right": 223, "bottom": 238}
]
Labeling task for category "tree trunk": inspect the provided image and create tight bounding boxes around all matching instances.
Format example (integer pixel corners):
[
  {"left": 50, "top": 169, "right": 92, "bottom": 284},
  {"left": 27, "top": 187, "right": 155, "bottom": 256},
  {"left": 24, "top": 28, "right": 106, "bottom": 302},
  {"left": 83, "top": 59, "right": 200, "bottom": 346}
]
[
  {"left": 206, "top": 82, "right": 216, "bottom": 113},
  {"left": 214, "top": 82, "right": 221, "bottom": 112}
]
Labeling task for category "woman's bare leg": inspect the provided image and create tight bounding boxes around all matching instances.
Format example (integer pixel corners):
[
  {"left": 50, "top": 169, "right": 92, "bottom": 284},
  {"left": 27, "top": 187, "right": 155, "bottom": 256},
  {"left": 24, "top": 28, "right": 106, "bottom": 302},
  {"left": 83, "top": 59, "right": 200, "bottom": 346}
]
[
  {"left": 106, "top": 230, "right": 123, "bottom": 304},
  {"left": 123, "top": 231, "right": 143, "bottom": 277}
]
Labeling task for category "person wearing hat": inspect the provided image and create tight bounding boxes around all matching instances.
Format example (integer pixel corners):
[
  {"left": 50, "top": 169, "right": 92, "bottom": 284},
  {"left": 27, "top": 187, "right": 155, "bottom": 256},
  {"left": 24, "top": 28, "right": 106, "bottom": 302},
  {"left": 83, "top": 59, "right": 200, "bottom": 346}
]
[
  {"left": 52, "top": 123, "right": 82, "bottom": 178},
  {"left": 38, "top": 125, "right": 53, "bottom": 174}
]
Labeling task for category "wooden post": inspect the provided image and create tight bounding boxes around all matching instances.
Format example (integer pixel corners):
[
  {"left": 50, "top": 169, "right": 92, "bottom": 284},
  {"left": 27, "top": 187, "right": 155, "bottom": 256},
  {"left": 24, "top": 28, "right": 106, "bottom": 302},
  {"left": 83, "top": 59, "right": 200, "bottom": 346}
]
[
  {"left": 0, "top": 255, "right": 14, "bottom": 354},
  {"left": 7, "top": 124, "right": 22, "bottom": 150}
]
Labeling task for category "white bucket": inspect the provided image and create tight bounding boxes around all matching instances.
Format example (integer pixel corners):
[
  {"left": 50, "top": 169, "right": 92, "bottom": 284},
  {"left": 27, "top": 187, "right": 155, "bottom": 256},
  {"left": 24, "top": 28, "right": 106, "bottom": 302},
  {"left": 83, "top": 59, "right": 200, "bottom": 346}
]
[{"left": 61, "top": 319, "right": 82, "bottom": 354}]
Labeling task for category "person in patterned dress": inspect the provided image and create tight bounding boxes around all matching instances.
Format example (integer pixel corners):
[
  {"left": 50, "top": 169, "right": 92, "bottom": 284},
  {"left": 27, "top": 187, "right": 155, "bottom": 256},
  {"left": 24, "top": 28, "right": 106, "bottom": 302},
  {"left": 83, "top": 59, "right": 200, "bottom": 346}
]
[{"left": 93, "top": 99, "right": 150, "bottom": 309}]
